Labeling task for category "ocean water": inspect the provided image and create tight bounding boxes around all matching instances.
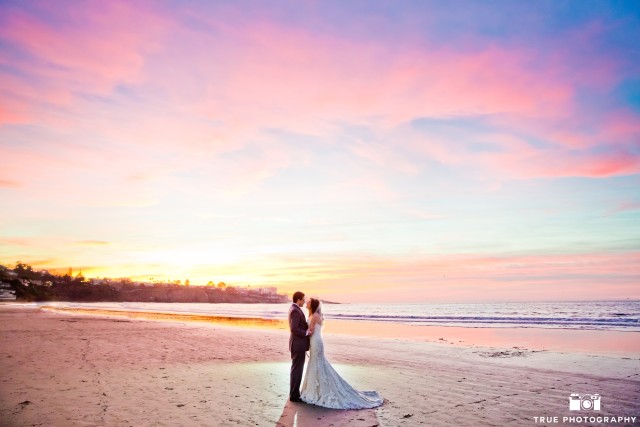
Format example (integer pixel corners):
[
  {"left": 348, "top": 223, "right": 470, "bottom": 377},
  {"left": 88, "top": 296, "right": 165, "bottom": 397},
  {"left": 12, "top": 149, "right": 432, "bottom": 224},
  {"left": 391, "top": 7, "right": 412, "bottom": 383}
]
[{"left": 33, "top": 300, "right": 640, "bottom": 331}]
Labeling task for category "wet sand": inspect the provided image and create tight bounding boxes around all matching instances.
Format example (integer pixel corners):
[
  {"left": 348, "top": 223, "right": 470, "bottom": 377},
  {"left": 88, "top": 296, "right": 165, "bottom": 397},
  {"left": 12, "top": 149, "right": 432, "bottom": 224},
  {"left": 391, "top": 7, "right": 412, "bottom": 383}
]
[
  {"left": 41, "top": 305, "right": 640, "bottom": 356},
  {"left": 1, "top": 305, "right": 639, "bottom": 426}
]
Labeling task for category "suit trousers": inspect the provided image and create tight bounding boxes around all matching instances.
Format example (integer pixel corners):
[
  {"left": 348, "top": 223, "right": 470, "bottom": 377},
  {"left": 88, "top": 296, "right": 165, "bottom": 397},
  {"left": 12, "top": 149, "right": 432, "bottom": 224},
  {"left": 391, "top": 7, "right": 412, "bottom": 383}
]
[{"left": 289, "top": 350, "right": 306, "bottom": 400}]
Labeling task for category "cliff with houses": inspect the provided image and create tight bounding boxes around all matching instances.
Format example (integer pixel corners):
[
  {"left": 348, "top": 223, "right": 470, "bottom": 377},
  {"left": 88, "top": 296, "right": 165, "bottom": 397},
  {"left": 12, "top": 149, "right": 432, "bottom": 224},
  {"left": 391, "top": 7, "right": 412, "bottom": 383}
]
[{"left": 0, "top": 262, "right": 289, "bottom": 304}]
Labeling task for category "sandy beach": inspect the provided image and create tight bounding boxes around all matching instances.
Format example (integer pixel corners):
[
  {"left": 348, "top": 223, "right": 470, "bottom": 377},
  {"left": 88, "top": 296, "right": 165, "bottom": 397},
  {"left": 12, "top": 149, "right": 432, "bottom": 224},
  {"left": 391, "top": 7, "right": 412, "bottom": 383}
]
[{"left": 1, "top": 305, "right": 639, "bottom": 426}]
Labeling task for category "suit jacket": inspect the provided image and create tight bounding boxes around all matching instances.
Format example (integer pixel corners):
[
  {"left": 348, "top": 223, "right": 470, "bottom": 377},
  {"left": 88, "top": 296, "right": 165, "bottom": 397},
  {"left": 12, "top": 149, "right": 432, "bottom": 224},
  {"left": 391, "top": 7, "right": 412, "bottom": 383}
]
[{"left": 288, "top": 303, "right": 310, "bottom": 353}]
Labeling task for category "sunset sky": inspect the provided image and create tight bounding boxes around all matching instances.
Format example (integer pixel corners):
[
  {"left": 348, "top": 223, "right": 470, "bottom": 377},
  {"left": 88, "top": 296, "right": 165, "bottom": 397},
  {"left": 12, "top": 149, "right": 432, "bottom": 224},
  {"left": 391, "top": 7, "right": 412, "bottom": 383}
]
[{"left": 1, "top": 1, "right": 639, "bottom": 302}]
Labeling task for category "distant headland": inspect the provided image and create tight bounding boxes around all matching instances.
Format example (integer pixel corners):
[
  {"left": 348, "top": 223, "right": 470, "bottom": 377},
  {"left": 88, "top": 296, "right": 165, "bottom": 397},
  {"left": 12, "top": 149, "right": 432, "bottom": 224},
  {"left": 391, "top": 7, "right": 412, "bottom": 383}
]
[{"left": 0, "top": 262, "right": 289, "bottom": 304}]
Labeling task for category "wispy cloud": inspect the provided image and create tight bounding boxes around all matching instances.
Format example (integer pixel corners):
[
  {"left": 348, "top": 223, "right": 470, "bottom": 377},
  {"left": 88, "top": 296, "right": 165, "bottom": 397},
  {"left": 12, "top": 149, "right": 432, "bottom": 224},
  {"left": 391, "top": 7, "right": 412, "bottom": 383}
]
[
  {"left": 75, "top": 240, "right": 111, "bottom": 246},
  {"left": 605, "top": 201, "right": 640, "bottom": 217},
  {"left": 1, "top": 1, "right": 638, "bottom": 301},
  {"left": 0, "top": 179, "right": 20, "bottom": 188},
  {"left": 0, "top": 1, "right": 168, "bottom": 126}
]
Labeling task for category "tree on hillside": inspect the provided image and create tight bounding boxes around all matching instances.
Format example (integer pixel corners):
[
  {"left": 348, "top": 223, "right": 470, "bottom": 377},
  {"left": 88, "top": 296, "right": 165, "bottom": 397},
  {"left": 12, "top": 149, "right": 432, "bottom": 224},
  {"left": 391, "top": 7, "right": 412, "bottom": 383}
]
[{"left": 15, "top": 262, "right": 38, "bottom": 280}]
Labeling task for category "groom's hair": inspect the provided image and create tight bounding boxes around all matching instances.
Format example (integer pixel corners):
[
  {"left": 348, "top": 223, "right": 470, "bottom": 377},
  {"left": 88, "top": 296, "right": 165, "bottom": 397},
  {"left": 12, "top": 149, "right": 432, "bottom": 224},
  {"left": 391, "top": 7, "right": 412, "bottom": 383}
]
[{"left": 292, "top": 291, "right": 305, "bottom": 303}]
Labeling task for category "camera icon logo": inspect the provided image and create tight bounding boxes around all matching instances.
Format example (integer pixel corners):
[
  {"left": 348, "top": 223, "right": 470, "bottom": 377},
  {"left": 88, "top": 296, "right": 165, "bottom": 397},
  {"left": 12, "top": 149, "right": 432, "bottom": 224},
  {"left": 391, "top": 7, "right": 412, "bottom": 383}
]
[{"left": 569, "top": 393, "right": 601, "bottom": 411}]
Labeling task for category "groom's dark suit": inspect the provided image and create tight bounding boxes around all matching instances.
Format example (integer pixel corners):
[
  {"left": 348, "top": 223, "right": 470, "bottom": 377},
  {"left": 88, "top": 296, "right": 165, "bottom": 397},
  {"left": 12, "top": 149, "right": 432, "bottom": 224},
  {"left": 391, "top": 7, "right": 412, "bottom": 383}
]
[{"left": 288, "top": 303, "right": 310, "bottom": 401}]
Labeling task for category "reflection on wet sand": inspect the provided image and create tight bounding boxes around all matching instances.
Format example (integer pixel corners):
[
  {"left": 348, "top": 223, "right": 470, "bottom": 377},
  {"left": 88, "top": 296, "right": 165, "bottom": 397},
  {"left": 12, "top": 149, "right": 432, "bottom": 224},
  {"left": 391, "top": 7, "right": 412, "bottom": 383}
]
[
  {"left": 276, "top": 400, "right": 380, "bottom": 427},
  {"left": 41, "top": 306, "right": 287, "bottom": 329},
  {"left": 41, "top": 306, "right": 640, "bottom": 356}
]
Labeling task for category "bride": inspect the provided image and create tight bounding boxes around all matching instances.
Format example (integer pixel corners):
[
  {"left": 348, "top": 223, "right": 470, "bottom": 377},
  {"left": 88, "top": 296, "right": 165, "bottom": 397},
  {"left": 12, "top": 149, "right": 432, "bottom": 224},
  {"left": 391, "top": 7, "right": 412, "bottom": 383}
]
[{"left": 300, "top": 298, "right": 383, "bottom": 409}]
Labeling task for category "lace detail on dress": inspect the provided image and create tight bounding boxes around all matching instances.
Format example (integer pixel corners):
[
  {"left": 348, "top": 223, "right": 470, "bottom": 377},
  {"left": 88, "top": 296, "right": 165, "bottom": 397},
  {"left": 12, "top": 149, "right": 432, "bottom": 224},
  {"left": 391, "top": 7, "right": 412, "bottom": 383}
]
[{"left": 300, "top": 323, "right": 383, "bottom": 409}]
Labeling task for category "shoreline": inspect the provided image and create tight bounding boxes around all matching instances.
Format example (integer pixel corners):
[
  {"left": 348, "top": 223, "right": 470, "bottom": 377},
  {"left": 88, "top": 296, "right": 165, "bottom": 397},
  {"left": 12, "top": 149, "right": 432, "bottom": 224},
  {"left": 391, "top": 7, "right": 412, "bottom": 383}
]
[
  {"left": 39, "top": 304, "right": 640, "bottom": 357},
  {"left": 40, "top": 305, "right": 287, "bottom": 330},
  {"left": 1, "top": 305, "right": 639, "bottom": 426}
]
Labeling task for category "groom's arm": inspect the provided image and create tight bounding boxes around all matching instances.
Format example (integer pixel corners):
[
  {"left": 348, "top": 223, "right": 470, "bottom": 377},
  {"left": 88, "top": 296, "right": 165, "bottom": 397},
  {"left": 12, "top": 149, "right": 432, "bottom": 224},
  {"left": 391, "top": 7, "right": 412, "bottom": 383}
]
[{"left": 289, "top": 309, "right": 308, "bottom": 338}]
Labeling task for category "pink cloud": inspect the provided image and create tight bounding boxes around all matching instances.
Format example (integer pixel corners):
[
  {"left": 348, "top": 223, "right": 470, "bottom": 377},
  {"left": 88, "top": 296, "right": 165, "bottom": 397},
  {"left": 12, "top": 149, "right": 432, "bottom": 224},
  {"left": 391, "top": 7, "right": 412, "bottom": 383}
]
[
  {"left": 467, "top": 104, "right": 640, "bottom": 179},
  {"left": 163, "top": 18, "right": 636, "bottom": 180},
  {"left": 490, "top": 147, "right": 640, "bottom": 179},
  {"left": 521, "top": 108, "right": 640, "bottom": 152},
  {"left": 187, "top": 23, "right": 578, "bottom": 134},
  {"left": 2, "top": 1, "right": 637, "bottom": 203},
  {"left": 0, "top": 237, "right": 35, "bottom": 247},
  {"left": 0, "top": 1, "right": 169, "bottom": 126},
  {"left": 348, "top": 139, "right": 420, "bottom": 175},
  {"left": 598, "top": 111, "right": 640, "bottom": 146},
  {"left": 0, "top": 138, "right": 163, "bottom": 208},
  {"left": 400, "top": 111, "right": 640, "bottom": 180},
  {"left": 0, "top": 179, "right": 20, "bottom": 188},
  {"left": 3, "top": 3, "right": 635, "bottom": 180},
  {"left": 605, "top": 201, "right": 640, "bottom": 216}
]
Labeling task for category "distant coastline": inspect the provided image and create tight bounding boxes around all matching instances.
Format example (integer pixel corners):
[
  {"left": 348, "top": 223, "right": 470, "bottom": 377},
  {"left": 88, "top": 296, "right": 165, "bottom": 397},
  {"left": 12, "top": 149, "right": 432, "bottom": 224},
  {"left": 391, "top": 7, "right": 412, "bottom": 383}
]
[{"left": 0, "top": 262, "right": 288, "bottom": 304}]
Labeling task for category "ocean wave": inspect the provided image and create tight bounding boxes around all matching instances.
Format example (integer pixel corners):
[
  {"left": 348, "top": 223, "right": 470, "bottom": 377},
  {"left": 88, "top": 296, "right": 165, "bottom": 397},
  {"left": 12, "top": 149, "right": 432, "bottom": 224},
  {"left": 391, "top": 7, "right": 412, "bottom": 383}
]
[{"left": 34, "top": 301, "right": 640, "bottom": 331}]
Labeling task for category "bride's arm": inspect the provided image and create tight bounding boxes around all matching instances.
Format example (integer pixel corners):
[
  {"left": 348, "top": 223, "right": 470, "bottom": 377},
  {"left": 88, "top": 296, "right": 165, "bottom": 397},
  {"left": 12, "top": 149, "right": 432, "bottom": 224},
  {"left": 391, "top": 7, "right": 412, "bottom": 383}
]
[{"left": 307, "top": 313, "right": 318, "bottom": 336}]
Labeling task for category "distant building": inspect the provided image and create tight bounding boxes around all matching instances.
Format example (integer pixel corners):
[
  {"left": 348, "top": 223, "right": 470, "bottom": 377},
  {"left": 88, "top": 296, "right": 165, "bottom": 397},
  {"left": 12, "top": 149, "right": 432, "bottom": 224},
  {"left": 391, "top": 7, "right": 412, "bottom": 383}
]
[
  {"left": 0, "top": 282, "right": 16, "bottom": 300},
  {"left": 229, "top": 285, "right": 277, "bottom": 295}
]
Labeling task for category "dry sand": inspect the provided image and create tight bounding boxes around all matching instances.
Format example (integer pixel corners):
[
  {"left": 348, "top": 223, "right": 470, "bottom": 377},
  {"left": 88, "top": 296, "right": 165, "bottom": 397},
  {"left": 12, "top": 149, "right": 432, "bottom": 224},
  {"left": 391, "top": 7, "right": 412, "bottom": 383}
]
[{"left": 1, "top": 305, "right": 638, "bottom": 426}]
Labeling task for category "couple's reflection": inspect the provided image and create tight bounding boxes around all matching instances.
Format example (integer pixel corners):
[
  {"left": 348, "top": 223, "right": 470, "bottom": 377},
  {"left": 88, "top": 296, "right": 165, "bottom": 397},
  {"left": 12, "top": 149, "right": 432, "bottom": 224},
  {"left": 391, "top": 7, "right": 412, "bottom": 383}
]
[{"left": 276, "top": 400, "right": 380, "bottom": 427}]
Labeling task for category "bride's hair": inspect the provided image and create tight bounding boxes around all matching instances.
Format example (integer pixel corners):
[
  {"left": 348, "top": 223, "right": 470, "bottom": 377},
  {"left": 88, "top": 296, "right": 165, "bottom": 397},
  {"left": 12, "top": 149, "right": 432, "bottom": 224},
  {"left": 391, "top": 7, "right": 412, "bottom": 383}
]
[{"left": 309, "top": 298, "right": 323, "bottom": 319}]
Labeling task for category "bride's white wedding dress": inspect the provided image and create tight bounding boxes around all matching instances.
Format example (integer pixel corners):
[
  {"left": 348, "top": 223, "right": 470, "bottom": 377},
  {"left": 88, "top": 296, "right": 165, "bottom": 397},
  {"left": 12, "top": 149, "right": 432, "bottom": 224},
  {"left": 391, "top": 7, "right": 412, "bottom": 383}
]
[{"left": 300, "top": 321, "right": 383, "bottom": 409}]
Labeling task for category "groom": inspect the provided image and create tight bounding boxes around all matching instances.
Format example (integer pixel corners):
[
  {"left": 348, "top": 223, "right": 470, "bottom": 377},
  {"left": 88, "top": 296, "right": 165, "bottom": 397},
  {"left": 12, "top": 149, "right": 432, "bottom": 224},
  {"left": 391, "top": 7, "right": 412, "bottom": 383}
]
[{"left": 288, "top": 291, "right": 310, "bottom": 402}]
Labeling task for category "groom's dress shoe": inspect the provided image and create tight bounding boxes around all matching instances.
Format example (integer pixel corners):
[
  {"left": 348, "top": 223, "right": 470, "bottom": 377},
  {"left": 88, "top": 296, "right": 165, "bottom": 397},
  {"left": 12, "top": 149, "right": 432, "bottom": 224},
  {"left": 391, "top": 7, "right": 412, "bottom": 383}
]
[{"left": 289, "top": 397, "right": 303, "bottom": 403}]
